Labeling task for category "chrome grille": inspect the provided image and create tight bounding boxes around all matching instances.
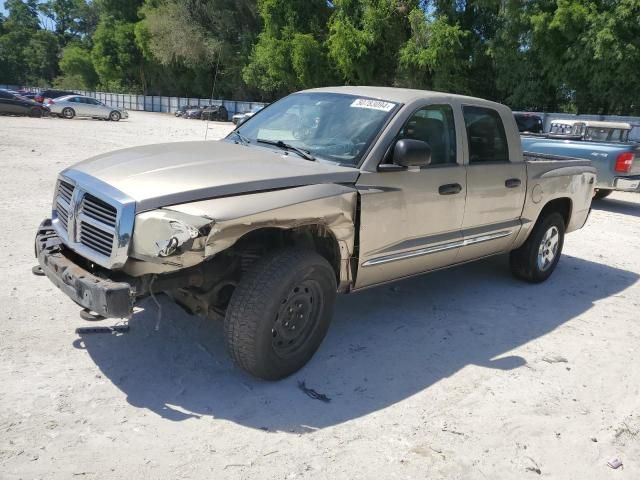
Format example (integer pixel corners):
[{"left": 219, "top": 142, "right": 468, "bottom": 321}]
[
  {"left": 81, "top": 193, "right": 117, "bottom": 227},
  {"left": 55, "top": 180, "right": 74, "bottom": 231},
  {"left": 78, "top": 194, "right": 117, "bottom": 257},
  {"left": 51, "top": 172, "right": 135, "bottom": 269},
  {"left": 79, "top": 221, "right": 113, "bottom": 256}
]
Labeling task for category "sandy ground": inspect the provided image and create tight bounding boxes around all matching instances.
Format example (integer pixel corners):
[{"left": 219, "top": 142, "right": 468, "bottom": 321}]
[{"left": 0, "top": 112, "right": 639, "bottom": 480}]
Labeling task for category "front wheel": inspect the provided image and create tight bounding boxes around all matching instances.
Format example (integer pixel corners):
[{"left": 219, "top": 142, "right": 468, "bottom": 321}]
[
  {"left": 109, "top": 111, "right": 121, "bottom": 121},
  {"left": 29, "top": 107, "right": 43, "bottom": 118},
  {"left": 510, "top": 212, "right": 565, "bottom": 283},
  {"left": 224, "top": 249, "right": 337, "bottom": 380}
]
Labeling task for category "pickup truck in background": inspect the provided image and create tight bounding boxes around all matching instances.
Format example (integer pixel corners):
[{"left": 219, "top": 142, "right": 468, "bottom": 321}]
[
  {"left": 547, "top": 119, "right": 632, "bottom": 142},
  {"left": 522, "top": 135, "right": 640, "bottom": 199},
  {"left": 35, "top": 87, "right": 596, "bottom": 380}
]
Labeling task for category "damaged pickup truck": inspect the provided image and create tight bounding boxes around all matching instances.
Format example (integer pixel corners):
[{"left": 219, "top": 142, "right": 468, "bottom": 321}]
[{"left": 35, "top": 87, "right": 596, "bottom": 380}]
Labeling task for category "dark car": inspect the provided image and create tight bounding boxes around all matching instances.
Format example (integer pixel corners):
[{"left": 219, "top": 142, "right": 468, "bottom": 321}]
[
  {"left": 34, "top": 89, "right": 76, "bottom": 103},
  {"left": 514, "top": 112, "right": 544, "bottom": 133},
  {"left": 175, "top": 105, "right": 198, "bottom": 117},
  {"left": 0, "top": 89, "right": 50, "bottom": 117},
  {"left": 200, "top": 104, "right": 228, "bottom": 122}
]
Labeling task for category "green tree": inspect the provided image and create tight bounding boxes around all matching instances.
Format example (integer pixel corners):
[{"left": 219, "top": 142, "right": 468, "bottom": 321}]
[
  {"left": 398, "top": 8, "right": 469, "bottom": 93},
  {"left": 91, "top": 16, "right": 144, "bottom": 91},
  {"left": 139, "top": 0, "right": 259, "bottom": 98},
  {"left": 327, "top": 0, "right": 418, "bottom": 85},
  {"left": 57, "top": 43, "right": 98, "bottom": 88},
  {"left": 243, "top": 0, "right": 332, "bottom": 97}
]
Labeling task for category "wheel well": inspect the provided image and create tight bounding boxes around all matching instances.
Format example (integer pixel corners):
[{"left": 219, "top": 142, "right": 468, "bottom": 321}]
[
  {"left": 539, "top": 197, "right": 572, "bottom": 227},
  {"left": 231, "top": 226, "right": 342, "bottom": 281},
  {"left": 169, "top": 225, "right": 343, "bottom": 320}
]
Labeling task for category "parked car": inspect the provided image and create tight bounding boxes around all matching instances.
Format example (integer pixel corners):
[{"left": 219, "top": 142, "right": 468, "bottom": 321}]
[
  {"left": 46, "top": 95, "right": 128, "bottom": 121},
  {"left": 513, "top": 112, "right": 544, "bottom": 133},
  {"left": 35, "top": 86, "right": 595, "bottom": 380},
  {"left": 35, "top": 89, "right": 76, "bottom": 104},
  {"left": 232, "top": 105, "right": 265, "bottom": 125},
  {"left": 184, "top": 106, "right": 208, "bottom": 119},
  {"left": 548, "top": 120, "right": 632, "bottom": 142},
  {"left": 175, "top": 105, "right": 198, "bottom": 117},
  {"left": 0, "top": 89, "right": 50, "bottom": 117},
  {"left": 200, "top": 104, "right": 229, "bottom": 121},
  {"left": 522, "top": 135, "right": 640, "bottom": 199}
]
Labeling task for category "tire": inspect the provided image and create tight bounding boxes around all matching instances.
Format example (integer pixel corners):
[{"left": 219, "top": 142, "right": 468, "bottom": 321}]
[
  {"left": 217, "top": 108, "right": 228, "bottom": 122},
  {"left": 29, "top": 107, "right": 43, "bottom": 118},
  {"left": 593, "top": 189, "right": 612, "bottom": 200},
  {"left": 109, "top": 111, "right": 121, "bottom": 122},
  {"left": 510, "top": 212, "right": 565, "bottom": 283},
  {"left": 62, "top": 107, "right": 75, "bottom": 119},
  {"left": 224, "top": 249, "right": 337, "bottom": 380}
]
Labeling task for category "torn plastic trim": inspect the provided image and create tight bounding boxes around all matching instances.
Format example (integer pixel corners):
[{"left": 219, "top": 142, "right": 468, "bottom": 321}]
[{"left": 129, "top": 209, "right": 214, "bottom": 267}]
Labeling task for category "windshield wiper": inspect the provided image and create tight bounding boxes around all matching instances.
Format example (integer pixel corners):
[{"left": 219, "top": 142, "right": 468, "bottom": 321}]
[
  {"left": 256, "top": 138, "right": 315, "bottom": 161},
  {"left": 230, "top": 129, "right": 250, "bottom": 145}
]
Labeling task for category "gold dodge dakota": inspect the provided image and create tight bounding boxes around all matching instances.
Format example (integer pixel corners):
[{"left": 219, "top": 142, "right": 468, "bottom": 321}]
[{"left": 35, "top": 87, "right": 596, "bottom": 379}]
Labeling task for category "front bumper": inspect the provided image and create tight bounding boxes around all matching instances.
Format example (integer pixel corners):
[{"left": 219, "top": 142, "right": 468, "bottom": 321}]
[{"left": 35, "top": 219, "right": 134, "bottom": 318}]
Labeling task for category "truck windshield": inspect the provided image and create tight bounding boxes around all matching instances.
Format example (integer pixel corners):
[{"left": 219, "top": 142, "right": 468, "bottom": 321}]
[{"left": 229, "top": 92, "right": 398, "bottom": 165}]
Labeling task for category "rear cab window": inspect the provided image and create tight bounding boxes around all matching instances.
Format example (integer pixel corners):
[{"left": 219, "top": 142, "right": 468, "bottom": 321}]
[{"left": 463, "top": 106, "right": 509, "bottom": 163}]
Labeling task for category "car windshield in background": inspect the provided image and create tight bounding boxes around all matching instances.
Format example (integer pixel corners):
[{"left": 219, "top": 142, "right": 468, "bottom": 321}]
[{"left": 232, "top": 92, "right": 398, "bottom": 165}]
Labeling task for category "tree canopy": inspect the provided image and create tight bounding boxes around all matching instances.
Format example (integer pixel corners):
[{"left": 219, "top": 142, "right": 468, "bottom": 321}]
[{"left": 0, "top": 0, "right": 638, "bottom": 114}]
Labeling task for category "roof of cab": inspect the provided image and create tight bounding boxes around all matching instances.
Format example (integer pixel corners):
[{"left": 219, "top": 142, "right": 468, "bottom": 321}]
[{"left": 300, "top": 86, "right": 509, "bottom": 109}]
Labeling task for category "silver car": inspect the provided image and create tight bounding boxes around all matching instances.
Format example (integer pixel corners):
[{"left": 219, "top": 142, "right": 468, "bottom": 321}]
[{"left": 46, "top": 95, "right": 128, "bottom": 121}]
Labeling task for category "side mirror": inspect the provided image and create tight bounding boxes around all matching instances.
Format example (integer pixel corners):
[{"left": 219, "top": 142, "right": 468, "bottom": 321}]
[{"left": 393, "top": 139, "right": 431, "bottom": 168}]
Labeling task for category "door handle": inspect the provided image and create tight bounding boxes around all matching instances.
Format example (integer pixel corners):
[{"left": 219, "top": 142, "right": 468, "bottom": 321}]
[
  {"left": 438, "top": 183, "right": 463, "bottom": 195},
  {"left": 505, "top": 178, "right": 521, "bottom": 188}
]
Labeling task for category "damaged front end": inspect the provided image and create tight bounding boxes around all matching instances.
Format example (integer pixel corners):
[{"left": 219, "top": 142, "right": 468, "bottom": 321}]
[{"left": 37, "top": 183, "right": 358, "bottom": 321}]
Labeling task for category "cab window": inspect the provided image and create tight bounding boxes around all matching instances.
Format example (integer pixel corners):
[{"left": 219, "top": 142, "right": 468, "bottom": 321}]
[
  {"left": 463, "top": 106, "right": 509, "bottom": 163},
  {"left": 396, "top": 105, "right": 457, "bottom": 165}
]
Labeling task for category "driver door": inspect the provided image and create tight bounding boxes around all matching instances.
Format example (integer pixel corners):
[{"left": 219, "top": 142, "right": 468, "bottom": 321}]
[{"left": 354, "top": 104, "right": 467, "bottom": 289}]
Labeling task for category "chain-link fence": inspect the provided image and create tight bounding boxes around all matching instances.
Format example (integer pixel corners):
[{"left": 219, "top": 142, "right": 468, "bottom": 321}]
[{"left": 1, "top": 85, "right": 267, "bottom": 116}]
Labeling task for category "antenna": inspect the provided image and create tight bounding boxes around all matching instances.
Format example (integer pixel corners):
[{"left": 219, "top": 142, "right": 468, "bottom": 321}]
[{"left": 204, "top": 49, "right": 222, "bottom": 141}]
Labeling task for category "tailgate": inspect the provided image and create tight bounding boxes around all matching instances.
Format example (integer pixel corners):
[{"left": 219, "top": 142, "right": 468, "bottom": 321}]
[{"left": 629, "top": 146, "right": 640, "bottom": 175}]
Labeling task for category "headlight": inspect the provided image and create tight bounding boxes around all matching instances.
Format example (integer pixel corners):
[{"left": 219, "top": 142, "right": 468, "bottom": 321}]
[{"left": 130, "top": 209, "right": 212, "bottom": 260}]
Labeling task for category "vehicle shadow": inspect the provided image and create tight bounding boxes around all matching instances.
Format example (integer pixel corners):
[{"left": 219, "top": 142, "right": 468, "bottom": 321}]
[
  {"left": 74, "top": 254, "right": 638, "bottom": 431},
  {"left": 592, "top": 197, "right": 640, "bottom": 217}
]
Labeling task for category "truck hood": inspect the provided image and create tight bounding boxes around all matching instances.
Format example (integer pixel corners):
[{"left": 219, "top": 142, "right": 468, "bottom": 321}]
[{"left": 66, "top": 140, "right": 360, "bottom": 212}]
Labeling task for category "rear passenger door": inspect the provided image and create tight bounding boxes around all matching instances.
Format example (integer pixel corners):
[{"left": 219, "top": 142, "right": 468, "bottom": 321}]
[{"left": 457, "top": 105, "right": 526, "bottom": 263}]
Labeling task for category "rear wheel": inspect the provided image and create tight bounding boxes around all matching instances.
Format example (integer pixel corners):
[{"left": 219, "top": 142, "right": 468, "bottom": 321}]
[
  {"left": 510, "top": 212, "right": 565, "bottom": 283},
  {"left": 593, "top": 189, "right": 612, "bottom": 200},
  {"left": 224, "top": 249, "right": 337, "bottom": 380},
  {"left": 109, "top": 111, "right": 121, "bottom": 121},
  {"left": 62, "top": 107, "right": 75, "bottom": 119}
]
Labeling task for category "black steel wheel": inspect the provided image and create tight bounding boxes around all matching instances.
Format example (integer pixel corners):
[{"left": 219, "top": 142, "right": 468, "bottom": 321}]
[{"left": 224, "top": 249, "right": 336, "bottom": 380}]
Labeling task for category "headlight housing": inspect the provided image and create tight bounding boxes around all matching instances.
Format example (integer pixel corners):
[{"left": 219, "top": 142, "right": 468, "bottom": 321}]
[{"left": 130, "top": 209, "right": 212, "bottom": 261}]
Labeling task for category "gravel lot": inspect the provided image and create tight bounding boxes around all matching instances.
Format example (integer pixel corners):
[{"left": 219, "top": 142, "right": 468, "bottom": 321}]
[{"left": 1, "top": 112, "right": 639, "bottom": 479}]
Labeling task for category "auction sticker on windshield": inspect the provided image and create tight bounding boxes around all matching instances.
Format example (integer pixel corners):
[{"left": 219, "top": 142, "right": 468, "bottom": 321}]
[{"left": 350, "top": 98, "right": 396, "bottom": 112}]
